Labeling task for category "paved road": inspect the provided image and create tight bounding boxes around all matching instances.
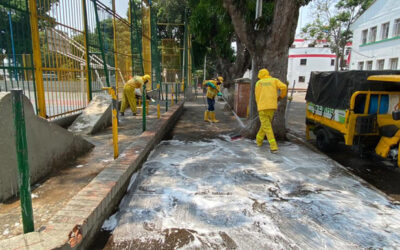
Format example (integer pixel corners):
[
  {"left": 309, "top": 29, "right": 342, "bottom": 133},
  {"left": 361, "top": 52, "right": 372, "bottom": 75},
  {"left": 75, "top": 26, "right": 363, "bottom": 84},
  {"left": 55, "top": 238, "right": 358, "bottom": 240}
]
[
  {"left": 101, "top": 98, "right": 400, "bottom": 249},
  {"left": 287, "top": 92, "right": 400, "bottom": 202}
]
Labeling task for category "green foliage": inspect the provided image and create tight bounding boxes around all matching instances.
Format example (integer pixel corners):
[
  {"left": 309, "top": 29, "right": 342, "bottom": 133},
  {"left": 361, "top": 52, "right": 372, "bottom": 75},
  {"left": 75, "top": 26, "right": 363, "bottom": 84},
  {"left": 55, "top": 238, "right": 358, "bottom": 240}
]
[
  {"left": 188, "top": 0, "right": 240, "bottom": 75},
  {"left": 230, "top": 0, "right": 275, "bottom": 30},
  {"left": 0, "top": 0, "right": 59, "bottom": 63},
  {"left": 302, "top": 0, "right": 373, "bottom": 69},
  {"left": 154, "top": 0, "right": 186, "bottom": 41},
  {"left": 189, "top": 0, "right": 234, "bottom": 60}
]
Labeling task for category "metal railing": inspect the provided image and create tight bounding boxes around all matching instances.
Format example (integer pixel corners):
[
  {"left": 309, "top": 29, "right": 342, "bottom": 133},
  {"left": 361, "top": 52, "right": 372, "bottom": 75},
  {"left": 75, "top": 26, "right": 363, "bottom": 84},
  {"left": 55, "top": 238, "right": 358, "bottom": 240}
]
[{"left": 1, "top": 0, "right": 193, "bottom": 120}]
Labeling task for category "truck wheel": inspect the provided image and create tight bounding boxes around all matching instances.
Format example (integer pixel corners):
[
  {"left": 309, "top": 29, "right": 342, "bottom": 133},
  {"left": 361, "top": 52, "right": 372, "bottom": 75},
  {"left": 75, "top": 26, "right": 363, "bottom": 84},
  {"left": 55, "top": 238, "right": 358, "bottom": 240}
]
[{"left": 316, "top": 128, "right": 336, "bottom": 152}]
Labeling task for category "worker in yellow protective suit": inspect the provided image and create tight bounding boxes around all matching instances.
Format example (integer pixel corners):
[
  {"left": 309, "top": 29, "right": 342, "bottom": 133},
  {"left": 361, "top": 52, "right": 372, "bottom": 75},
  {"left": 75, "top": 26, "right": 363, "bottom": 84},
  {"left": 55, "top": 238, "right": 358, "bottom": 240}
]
[
  {"left": 120, "top": 74, "right": 151, "bottom": 116},
  {"left": 255, "top": 69, "right": 287, "bottom": 153},
  {"left": 202, "top": 76, "right": 224, "bottom": 122}
]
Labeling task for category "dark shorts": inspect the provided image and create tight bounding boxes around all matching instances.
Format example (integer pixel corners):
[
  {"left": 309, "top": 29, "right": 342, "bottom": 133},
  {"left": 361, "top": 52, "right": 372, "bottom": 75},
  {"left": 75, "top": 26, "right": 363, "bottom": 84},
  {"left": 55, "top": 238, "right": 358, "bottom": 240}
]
[{"left": 207, "top": 98, "right": 215, "bottom": 111}]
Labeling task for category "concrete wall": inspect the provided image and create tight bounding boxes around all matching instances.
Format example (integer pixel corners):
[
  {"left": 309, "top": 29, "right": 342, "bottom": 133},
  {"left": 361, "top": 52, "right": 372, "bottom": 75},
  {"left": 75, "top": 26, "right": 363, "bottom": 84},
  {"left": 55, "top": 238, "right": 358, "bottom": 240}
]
[
  {"left": 0, "top": 93, "right": 94, "bottom": 202},
  {"left": 68, "top": 95, "right": 112, "bottom": 135}
]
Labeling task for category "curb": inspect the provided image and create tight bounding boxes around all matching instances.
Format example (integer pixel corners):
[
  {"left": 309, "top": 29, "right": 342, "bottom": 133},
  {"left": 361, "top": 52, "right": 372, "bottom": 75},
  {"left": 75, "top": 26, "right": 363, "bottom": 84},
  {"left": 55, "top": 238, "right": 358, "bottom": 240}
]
[{"left": 0, "top": 101, "right": 185, "bottom": 250}]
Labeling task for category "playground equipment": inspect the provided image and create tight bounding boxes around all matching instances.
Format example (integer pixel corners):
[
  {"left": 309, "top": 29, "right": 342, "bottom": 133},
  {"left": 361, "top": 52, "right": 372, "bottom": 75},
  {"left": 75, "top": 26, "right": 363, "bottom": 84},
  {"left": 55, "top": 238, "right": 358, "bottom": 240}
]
[{"left": 0, "top": 0, "right": 193, "bottom": 120}]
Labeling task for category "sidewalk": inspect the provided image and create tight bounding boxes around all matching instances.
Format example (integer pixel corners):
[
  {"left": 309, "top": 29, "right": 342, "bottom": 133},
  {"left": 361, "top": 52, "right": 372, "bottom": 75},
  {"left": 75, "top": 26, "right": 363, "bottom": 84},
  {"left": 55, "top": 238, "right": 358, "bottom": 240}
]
[
  {"left": 105, "top": 97, "right": 400, "bottom": 249},
  {"left": 0, "top": 103, "right": 160, "bottom": 241}
]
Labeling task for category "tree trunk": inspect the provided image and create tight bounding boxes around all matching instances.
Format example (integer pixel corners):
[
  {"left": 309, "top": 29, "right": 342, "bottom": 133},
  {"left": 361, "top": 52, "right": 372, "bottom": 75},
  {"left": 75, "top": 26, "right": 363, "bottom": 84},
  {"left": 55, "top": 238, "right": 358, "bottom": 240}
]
[
  {"left": 245, "top": 46, "right": 290, "bottom": 140},
  {"left": 335, "top": 50, "right": 340, "bottom": 71},
  {"left": 222, "top": 0, "right": 303, "bottom": 140}
]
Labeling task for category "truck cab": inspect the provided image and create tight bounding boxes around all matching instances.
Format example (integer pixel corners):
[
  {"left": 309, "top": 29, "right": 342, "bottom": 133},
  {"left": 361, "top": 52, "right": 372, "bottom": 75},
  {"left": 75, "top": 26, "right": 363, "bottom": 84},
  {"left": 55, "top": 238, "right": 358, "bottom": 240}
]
[{"left": 306, "top": 71, "right": 400, "bottom": 167}]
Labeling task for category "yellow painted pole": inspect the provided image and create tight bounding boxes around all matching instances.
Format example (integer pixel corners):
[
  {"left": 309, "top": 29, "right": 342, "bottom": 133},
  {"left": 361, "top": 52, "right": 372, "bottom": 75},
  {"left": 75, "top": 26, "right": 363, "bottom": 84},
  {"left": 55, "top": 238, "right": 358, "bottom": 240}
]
[
  {"left": 112, "top": 0, "right": 119, "bottom": 99},
  {"left": 22, "top": 55, "right": 28, "bottom": 80},
  {"left": 29, "top": 0, "right": 46, "bottom": 118},
  {"left": 102, "top": 87, "right": 119, "bottom": 159},
  {"left": 82, "top": 0, "right": 92, "bottom": 103}
]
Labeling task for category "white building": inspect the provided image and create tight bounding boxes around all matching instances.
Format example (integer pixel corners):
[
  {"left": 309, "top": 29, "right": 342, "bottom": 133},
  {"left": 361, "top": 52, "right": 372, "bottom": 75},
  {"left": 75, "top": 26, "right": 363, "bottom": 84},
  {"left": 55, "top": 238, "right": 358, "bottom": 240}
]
[
  {"left": 243, "top": 39, "right": 341, "bottom": 89},
  {"left": 287, "top": 39, "right": 337, "bottom": 89},
  {"left": 350, "top": 0, "right": 400, "bottom": 70}
]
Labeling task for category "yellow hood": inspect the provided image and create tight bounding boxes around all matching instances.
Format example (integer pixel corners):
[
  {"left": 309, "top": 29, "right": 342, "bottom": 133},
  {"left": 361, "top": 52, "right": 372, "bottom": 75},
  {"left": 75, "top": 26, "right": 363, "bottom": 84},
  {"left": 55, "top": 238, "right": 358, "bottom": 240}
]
[{"left": 258, "top": 69, "right": 270, "bottom": 79}]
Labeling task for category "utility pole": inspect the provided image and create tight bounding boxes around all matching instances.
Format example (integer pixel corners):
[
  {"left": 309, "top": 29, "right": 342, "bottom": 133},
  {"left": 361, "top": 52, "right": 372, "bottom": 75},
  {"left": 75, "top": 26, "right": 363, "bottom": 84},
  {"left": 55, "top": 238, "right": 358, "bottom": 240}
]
[{"left": 249, "top": 0, "right": 263, "bottom": 119}]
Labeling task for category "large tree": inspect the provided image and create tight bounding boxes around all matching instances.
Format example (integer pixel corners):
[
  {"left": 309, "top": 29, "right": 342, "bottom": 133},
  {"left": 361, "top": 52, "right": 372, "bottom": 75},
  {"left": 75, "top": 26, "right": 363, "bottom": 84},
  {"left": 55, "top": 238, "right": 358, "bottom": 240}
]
[
  {"left": 153, "top": 0, "right": 251, "bottom": 106},
  {"left": 222, "top": 0, "right": 310, "bottom": 139},
  {"left": 189, "top": 0, "right": 251, "bottom": 87},
  {"left": 302, "top": 0, "right": 373, "bottom": 71}
]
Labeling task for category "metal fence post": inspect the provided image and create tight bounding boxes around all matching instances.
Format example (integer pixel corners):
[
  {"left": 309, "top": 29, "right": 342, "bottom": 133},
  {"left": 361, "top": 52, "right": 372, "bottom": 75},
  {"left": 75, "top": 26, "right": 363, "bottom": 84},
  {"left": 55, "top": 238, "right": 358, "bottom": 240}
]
[
  {"left": 112, "top": 0, "right": 119, "bottom": 99},
  {"left": 165, "top": 84, "right": 168, "bottom": 112},
  {"left": 175, "top": 83, "right": 178, "bottom": 103},
  {"left": 103, "top": 87, "right": 119, "bottom": 159},
  {"left": 157, "top": 83, "right": 160, "bottom": 118},
  {"left": 142, "top": 84, "right": 146, "bottom": 131},
  {"left": 11, "top": 90, "right": 34, "bottom": 233},
  {"left": 28, "top": 0, "right": 46, "bottom": 118},
  {"left": 94, "top": 0, "right": 110, "bottom": 87},
  {"left": 171, "top": 84, "right": 174, "bottom": 106},
  {"left": 82, "top": 0, "right": 93, "bottom": 102}
]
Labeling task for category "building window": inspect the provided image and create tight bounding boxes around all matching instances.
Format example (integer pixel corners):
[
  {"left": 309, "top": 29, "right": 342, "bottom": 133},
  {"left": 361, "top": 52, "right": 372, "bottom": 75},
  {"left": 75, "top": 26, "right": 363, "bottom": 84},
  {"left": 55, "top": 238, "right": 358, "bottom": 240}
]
[
  {"left": 358, "top": 62, "right": 364, "bottom": 70},
  {"left": 390, "top": 58, "right": 399, "bottom": 70},
  {"left": 394, "top": 19, "right": 400, "bottom": 37},
  {"left": 300, "top": 59, "right": 307, "bottom": 65},
  {"left": 381, "top": 22, "right": 390, "bottom": 40},
  {"left": 361, "top": 29, "right": 368, "bottom": 44},
  {"left": 369, "top": 26, "right": 377, "bottom": 42},
  {"left": 377, "top": 59, "right": 385, "bottom": 70},
  {"left": 331, "top": 59, "right": 335, "bottom": 66},
  {"left": 299, "top": 76, "right": 305, "bottom": 83},
  {"left": 366, "top": 61, "right": 373, "bottom": 70}
]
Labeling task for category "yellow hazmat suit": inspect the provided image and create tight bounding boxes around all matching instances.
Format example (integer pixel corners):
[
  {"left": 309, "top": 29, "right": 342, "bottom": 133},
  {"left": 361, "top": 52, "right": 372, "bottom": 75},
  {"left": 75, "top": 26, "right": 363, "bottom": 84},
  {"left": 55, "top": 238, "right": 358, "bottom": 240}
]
[
  {"left": 120, "top": 76, "right": 144, "bottom": 115},
  {"left": 255, "top": 69, "right": 287, "bottom": 152},
  {"left": 202, "top": 77, "right": 223, "bottom": 122}
]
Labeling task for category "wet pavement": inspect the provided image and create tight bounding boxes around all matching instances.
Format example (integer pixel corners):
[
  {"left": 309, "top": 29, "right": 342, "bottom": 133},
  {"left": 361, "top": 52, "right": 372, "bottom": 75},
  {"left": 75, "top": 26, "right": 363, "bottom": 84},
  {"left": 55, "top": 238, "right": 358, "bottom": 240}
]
[
  {"left": 286, "top": 92, "right": 400, "bottom": 202},
  {"left": 103, "top": 96, "right": 400, "bottom": 249},
  {"left": 0, "top": 103, "right": 160, "bottom": 240}
]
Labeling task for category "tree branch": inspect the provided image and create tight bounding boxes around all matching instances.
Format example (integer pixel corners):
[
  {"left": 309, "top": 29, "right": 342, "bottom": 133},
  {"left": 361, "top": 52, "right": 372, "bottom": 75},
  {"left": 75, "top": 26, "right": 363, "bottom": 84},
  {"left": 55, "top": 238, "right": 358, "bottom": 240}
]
[{"left": 222, "top": 0, "right": 255, "bottom": 53}]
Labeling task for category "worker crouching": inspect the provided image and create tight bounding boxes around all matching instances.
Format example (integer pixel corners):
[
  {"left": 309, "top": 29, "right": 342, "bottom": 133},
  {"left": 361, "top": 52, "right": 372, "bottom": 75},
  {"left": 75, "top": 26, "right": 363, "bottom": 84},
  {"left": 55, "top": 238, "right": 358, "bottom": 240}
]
[
  {"left": 120, "top": 74, "right": 151, "bottom": 116},
  {"left": 255, "top": 69, "right": 287, "bottom": 153},
  {"left": 203, "top": 76, "right": 224, "bottom": 122}
]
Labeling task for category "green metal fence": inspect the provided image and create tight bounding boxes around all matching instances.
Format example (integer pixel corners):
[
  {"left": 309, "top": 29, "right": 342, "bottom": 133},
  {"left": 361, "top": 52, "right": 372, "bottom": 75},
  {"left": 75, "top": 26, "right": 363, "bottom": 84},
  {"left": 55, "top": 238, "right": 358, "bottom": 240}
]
[{"left": 0, "top": 0, "right": 191, "bottom": 119}]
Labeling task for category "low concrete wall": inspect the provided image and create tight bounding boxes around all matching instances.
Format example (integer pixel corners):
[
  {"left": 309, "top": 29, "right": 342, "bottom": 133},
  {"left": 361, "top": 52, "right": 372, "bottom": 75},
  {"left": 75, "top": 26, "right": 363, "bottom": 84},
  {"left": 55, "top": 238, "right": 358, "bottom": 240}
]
[
  {"left": 68, "top": 95, "right": 112, "bottom": 135},
  {"left": 51, "top": 113, "right": 81, "bottom": 129},
  {"left": 0, "top": 101, "right": 184, "bottom": 249},
  {"left": 0, "top": 93, "right": 94, "bottom": 202}
]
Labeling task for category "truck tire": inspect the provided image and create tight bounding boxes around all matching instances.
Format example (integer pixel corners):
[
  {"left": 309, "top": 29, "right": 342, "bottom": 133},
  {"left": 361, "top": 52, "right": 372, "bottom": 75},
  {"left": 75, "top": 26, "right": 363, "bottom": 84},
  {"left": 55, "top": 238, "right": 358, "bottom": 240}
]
[{"left": 316, "top": 128, "right": 336, "bottom": 152}]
